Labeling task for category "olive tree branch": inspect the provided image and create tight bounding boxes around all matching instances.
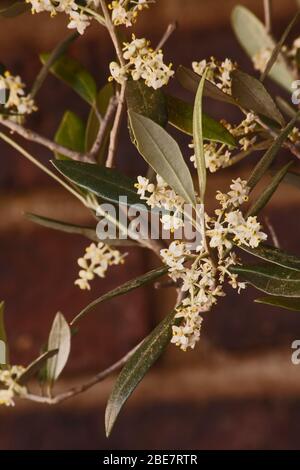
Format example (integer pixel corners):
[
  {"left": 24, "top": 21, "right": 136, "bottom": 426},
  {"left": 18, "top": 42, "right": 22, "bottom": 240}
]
[
  {"left": 99, "top": 0, "right": 125, "bottom": 67},
  {"left": 106, "top": 83, "right": 126, "bottom": 168},
  {"left": 88, "top": 95, "right": 118, "bottom": 159},
  {"left": 22, "top": 342, "right": 141, "bottom": 405},
  {"left": 0, "top": 132, "right": 87, "bottom": 206},
  {"left": 156, "top": 22, "right": 177, "bottom": 51},
  {"left": 263, "top": 0, "right": 272, "bottom": 34},
  {"left": 0, "top": 117, "right": 92, "bottom": 162}
]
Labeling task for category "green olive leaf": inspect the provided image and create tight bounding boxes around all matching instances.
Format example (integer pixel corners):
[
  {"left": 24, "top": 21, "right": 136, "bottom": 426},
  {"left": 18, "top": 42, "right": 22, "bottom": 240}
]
[
  {"left": 231, "top": 264, "right": 300, "bottom": 297},
  {"left": 166, "top": 94, "right": 236, "bottom": 147},
  {"left": 46, "top": 312, "right": 71, "bottom": 384},
  {"left": 128, "top": 111, "right": 196, "bottom": 206},
  {"left": 231, "top": 5, "right": 294, "bottom": 91},
  {"left": 105, "top": 309, "right": 176, "bottom": 437}
]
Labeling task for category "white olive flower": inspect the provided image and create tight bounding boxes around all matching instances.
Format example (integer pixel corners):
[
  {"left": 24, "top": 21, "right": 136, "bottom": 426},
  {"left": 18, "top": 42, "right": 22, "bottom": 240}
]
[
  {"left": 192, "top": 56, "right": 236, "bottom": 95},
  {"left": 0, "top": 389, "right": 15, "bottom": 407},
  {"left": 109, "top": 62, "right": 128, "bottom": 85},
  {"left": 0, "top": 366, "right": 27, "bottom": 407},
  {"left": 110, "top": 36, "right": 174, "bottom": 90},
  {"left": 0, "top": 71, "right": 37, "bottom": 115},
  {"left": 68, "top": 10, "right": 90, "bottom": 35},
  {"left": 134, "top": 176, "right": 154, "bottom": 199},
  {"left": 75, "top": 242, "right": 126, "bottom": 290},
  {"left": 161, "top": 214, "right": 184, "bottom": 232}
]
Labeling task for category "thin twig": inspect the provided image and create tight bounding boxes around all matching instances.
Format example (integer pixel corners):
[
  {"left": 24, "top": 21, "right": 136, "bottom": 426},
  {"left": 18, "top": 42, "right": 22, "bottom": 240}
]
[
  {"left": 0, "top": 132, "right": 87, "bottom": 205},
  {"left": 263, "top": 0, "right": 272, "bottom": 34},
  {"left": 22, "top": 343, "right": 140, "bottom": 405},
  {"left": 88, "top": 96, "right": 118, "bottom": 159},
  {"left": 156, "top": 22, "right": 177, "bottom": 51},
  {"left": 0, "top": 117, "right": 91, "bottom": 162},
  {"left": 99, "top": 0, "right": 125, "bottom": 67},
  {"left": 106, "top": 84, "right": 126, "bottom": 168}
]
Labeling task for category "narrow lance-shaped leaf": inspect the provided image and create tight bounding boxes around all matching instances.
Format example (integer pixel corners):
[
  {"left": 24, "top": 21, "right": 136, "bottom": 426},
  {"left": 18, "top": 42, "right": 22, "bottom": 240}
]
[
  {"left": 126, "top": 80, "right": 168, "bottom": 127},
  {"left": 71, "top": 265, "right": 169, "bottom": 325},
  {"left": 47, "top": 312, "right": 71, "bottom": 384},
  {"left": 40, "top": 53, "right": 97, "bottom": 105},
  {"left": 53, "top": 160, "right": 143, "bottom": 207},
  {"left": 176, "top": 65, "right": 237, "bottom": 106},
  {"left": 247, "top": 113, "right": 300, "bottom": 190},
  {"left": 31, "top": 32, "right": 78, "bottom": 98},
  {"left": 54, "top": 111, "right": 85, "bottom": 159},
  {"left": 246, "top": 161, "right": 294, "bottom": 216},
  {"left": 230, "top": 264, "right": 300, "bottom": 297},
  {"left": 26, "top": 212, "right": 99, "bottom": 241},
  {"left": 25, "top": 213, "right": 137, "bottom": 246},
  {"left": 105, "top": 309, "right": 176, "bottom": 437},
  {"left": 261, "top": 11, "right": 300, "bottom": 83},
  {"left": 128, "top": 111, "right": 196, "bottom": 206},
  {"left": 18, "top": 350, "right": 58, "bottom": 386},
  {"left": 255, "top": 296, "right": 300, "bottom": 312},
  {"left": 236, "top": 243, "right": 300, "bottom": 272},
  {"left": 231, "top": 70, "right": 285, "bottom": 126},
  {"left": 166, "top": 94, "right": 237, "bottom": 147},
  {"left": 193, "top": 70, "right": 207, "bottom": 203},
  {"left": 231, "top": 5, "right": 294, "bottom": 91},
  {"left": 0, "top": 301, "right": 8, "bottom": 365}
]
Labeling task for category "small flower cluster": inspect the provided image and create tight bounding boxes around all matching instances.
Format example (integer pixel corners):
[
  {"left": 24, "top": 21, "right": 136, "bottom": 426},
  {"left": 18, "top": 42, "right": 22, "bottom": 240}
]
[
  {"left": 207, "top": 178, "right": 267, "bottom": 257},
  {"left": 252, "top": 37, "right": 300, "bottom": 73},
  {"left": 192, "top": 57, "right": 237, "bottom": 95},
  {"left": 189, "top": 113, "right": 258, "bottom": 173},
  {"left": 0, "top": 71, "right": 36, "bottom": 116},
  {"left": 0, "top": 366, "right": 26, "bottom": 407},
  {"left": 289, "top": 126, "right": 300, "bottom": 144},
  {"left": 109, "top": 0, "right": 152, "bottom": 27},
  {"left": 27, "top": 0, "right": 99, "bottom": 35},
  {"left": 110, "top": 35, "right": 174, "bottom": 89},
  {"left": 135, "top": 175, "right": 267, "bottom": 352},
  {"left": 223, "top": 113, "right": 257, "bottom": 151},
  {"left": 75, "top": 242, "right": 126, "bottom": 290},
  {"left": 135, "top": 175, "right": 185, "bottom": 232}
]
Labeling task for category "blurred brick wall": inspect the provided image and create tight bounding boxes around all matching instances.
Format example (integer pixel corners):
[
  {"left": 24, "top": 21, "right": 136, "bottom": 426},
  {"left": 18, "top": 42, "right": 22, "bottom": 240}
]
[{"left": 0, "top": 0, "right": 300, "bottom": 450}]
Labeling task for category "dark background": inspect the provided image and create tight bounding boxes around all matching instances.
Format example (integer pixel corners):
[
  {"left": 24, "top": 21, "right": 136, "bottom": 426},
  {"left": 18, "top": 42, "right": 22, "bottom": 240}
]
[{"left": 1, "top": 0, "right": 300, "bottom": 450}]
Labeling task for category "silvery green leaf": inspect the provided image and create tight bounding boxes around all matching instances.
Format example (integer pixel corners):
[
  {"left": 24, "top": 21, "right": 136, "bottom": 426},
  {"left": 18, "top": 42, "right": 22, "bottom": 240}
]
[
  {"left": 231, "top": 70, "right": 284, "bottom": 126},
  {"left": 255, "top": 296, "right": 300, "bottom": 311},
  {"left": 105, "top": 309, "right": 176, "bottom": 437},
  {"left": 128, "top": 111, "right": 196, "bottom": 206},
  {"left": 193, "top": 71, "right": 207, "bottom": 202},
  {"left": 231, "top": 264, "right": 300, "bottom": 297},
  {"left": 231, "top": 5, "right": 294, "bottom": 92},
  {"left": 18, "top": 350, "right": 58, "bottom": 386},
  {"left": 71, "top": 265, "right": 169, "bottom": 325},
  {"left": 47, "top": 312, "right": 71, "bottom": 384}
]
